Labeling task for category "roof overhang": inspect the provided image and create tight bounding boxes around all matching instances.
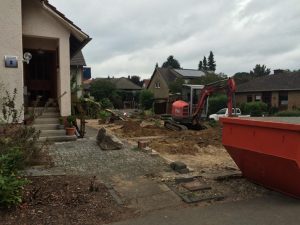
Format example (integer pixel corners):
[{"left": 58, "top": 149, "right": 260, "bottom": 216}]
[
  {"left": 236, "top": 89, "right": 300, "bottom": 93},
  {"left": 41, "top": 0, "right": 92, "bottom": 57}
]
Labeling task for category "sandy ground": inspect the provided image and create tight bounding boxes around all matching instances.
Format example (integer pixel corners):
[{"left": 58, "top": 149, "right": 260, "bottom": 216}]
[{"left": 86, "top": 118, "right": 236, "bottom": 172}]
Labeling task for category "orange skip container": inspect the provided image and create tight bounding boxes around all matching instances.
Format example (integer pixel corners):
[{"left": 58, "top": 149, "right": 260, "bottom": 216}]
[{"left": 221, "top": 117, "right": 300, "bottom": 198}]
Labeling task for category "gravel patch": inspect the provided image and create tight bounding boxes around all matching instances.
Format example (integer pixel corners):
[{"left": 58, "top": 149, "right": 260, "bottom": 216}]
[{"left": 48, "top": 139, "right": 169, "bottom": 183}]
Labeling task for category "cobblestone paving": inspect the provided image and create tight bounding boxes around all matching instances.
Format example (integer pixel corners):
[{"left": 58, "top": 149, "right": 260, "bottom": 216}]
[{"left": 48, "top": 138, "right": 169, "bottom": 183}]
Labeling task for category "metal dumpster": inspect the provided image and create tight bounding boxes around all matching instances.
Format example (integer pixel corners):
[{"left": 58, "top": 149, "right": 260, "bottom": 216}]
[{"left": 221, "top": 117, "right": 300, "bottom": 198}]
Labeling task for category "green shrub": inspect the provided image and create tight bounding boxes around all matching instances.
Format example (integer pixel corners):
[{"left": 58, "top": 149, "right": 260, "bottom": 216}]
[
  {"left": 99, "top": 110, "right": 110, "bottom": 121},
  {"left": 100, "top": 98, "right": 113, "bottom": 109},
  {"left": 208, "top": 94, "right": 227, "bottom": 115},
  {"left": 139, "top": 90, "right": 154, "bottom": 110},
  {"left": 0, "top": 125, "right": 41, "bottom": 164},
  {"left": 0, "top": 149, "right": 23, "bottom": 176},
  {"left": 243, "top": 102, "right": 268, "bottom": 116},
  {"left": 78, "top": 98, "right": 101, "bottom": 119},
  {"left": 275, "top": 110, "right": 300, "bottom": 117},
  {"left": 268, "top": 106, "right": 279, "bottom": 115},
  {"left": 66, "top": 115, "right": 76, "bottom": 127},
  {"left": 0, "top": 174, "right": 28, "bottom": 208},
  {"left": 0, "top": 148, "right": 28, "bottom": 208}
]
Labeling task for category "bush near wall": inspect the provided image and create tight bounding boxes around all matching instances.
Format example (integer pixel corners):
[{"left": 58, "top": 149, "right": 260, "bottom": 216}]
[
  {"left": 275, "top": 110, "right": 300, "bottom": 117},
  {"left": 208, "top": 94, "right": 228, "bottom": 115},
  {"left": 240, "top": 102, "right": 268, "bottom": 116}
]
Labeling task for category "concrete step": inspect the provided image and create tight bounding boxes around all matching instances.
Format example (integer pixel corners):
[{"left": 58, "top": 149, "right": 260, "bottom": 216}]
[
  {"left": 34, "top": 118, "right": 59, "bottom": 124},
  {"left": 38, "top": 112, "right": 60, "bottom": 118},
  {"left": 39, "top": 135, "right": 77, "bottom": 143},
  {"left": 33, "top": 124, "right": 60, "bottom": 130},
  {"left": 40, "top": 129, "right": 66, "bottom": 137},
  {"left": 27, "top": 107, "right": 59, "bottom": 113}
]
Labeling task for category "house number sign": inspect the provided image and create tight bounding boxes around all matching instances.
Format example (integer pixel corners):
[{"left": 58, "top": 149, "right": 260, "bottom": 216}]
[{"left": 4, "top": 56, "right": 18, "bottom": 68}]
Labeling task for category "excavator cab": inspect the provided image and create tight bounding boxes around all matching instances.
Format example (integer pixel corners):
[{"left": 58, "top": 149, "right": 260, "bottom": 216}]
[
  {"left": 181, "top": 84, "right": 209, "bottom": 118},
  {"left": 171, "top": 84, "right": 209, "bottom": 127}
]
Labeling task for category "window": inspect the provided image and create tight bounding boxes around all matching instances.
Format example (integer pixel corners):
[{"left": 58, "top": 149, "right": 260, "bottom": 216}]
[
  {"left": 155, "top": 81, "right": 160, "bottom": 88},
  {"left": 216, "top": 108, "right": 227, "bottom": 115},
  {"left": 255, "top": 95, "right": 261, "bottom": 101},
  {"left": 279, "top": 92, "right": 288, "bottom": 109},
  {"left": 247, "top": 95, "right": 253, "bottom": 102}
]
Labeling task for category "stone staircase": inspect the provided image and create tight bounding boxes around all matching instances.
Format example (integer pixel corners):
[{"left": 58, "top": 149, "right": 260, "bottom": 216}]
[{"left": 29, "top": 107, "right": 77, "bottom": 142}]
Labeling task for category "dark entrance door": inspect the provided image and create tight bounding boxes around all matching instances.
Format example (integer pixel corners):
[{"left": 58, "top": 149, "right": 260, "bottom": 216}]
[
  {"left": 262, "top": 92, "right": 272, "bottom": 107},
  {"left": 24, "top": 49, "right": 57, "bottom": 106}
]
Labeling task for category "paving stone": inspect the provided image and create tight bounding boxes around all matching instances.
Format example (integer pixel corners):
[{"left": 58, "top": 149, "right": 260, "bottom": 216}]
[
  {"left": 175, "top": 174, "right": 196, "bottom": 184},
  {"left": 182, "top": 181, "right": 211, "bottom": 192}
]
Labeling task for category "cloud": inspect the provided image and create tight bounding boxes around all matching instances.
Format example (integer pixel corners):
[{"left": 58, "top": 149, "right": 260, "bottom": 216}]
[{"left": 50, "top": 0, "right": 300, "bottom": 78}]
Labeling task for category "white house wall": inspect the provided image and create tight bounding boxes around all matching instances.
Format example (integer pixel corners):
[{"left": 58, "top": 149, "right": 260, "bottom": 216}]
[
  {"left": 0, "top": 0, "right": 24, "bottom": 122},
  {"left": 22, "top": 0, "right": 71, "bottom": 116}
]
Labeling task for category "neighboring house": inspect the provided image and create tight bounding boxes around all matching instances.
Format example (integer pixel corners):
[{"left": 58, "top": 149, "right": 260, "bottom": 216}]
[
  {"left": 70, "top": 51, "right": 89, "bottom": 99},
  {"left": 142, "top": 79, "right": 150, "bottom": 89},
  {"left": 236, "top": 71, "right": 300, "bottom": 111},
  {"left": 0, "top": 0, "right": 91, "bottom": 120},
  {"left": 84, "top": 77, "right": 142, "bottom": 108},
  {"left": 147, "top": 67, "right": 205, "bottom": 114}
]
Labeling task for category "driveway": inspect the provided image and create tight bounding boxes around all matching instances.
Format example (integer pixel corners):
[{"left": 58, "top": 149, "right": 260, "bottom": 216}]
[{"left": 110, "top": 193, "right": 300, "bottom": 225}]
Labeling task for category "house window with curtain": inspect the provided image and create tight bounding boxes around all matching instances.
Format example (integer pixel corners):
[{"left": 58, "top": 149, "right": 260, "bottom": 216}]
[{"left": 155, "top": 81, "right": 160, "bottom": 89}]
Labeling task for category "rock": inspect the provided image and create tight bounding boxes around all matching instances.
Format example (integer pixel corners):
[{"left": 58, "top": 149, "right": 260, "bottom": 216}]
[
  {"left": 178, "top": 168, "right": 190, "bottom": 174},
  {"left": 170, "top": 161, "right": 187, "bottom": 171},
  {"left": 97, "top": 128, "right": 123, "bottom": 150}
]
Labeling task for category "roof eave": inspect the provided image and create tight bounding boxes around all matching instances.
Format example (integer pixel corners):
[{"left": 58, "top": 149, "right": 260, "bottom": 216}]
[{"left": 42, "top": 1, "right": 90, "bottom": 39}]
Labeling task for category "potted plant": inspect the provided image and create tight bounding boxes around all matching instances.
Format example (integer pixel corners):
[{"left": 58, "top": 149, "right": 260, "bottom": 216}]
[
  {"left": 57, "top": 117, "right": 65, "bottom": 130},
  {"left": 65, "top": 115, "right": 76, "bottom": 136}
]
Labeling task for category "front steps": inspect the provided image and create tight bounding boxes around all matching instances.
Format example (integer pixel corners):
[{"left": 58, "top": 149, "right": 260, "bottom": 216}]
[{"left": 30, "top": 107, "right": 77, "bottom": 143}]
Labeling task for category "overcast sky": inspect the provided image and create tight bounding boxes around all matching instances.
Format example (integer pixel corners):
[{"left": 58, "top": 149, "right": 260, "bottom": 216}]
[{"left": 51, "top": 0, "right": 300, "bottom": 79}]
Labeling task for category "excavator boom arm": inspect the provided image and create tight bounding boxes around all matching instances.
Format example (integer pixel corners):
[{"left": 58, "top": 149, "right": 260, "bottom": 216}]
[{"left": 192, "top": 78, "right": 236, "bottom": 121}]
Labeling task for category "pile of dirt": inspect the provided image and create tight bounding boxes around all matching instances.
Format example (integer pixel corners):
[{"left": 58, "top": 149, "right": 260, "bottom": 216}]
[
  {"left": 0, "top": 176, "right": 135, "bottom": 225},
  {"left": 149, "top": 127, "right": 222, "bottom": 155},
  {"left": 114, "top": 120, "right": 175, "bottom": 138},
  {"left": 112, "top": 119, "right": 222, "bottom": 155}
]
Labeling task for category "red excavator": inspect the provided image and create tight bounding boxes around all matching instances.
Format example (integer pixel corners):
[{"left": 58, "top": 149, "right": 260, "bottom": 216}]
[{"left": 165, "top": 78, "right": 236, "bottom": 130}]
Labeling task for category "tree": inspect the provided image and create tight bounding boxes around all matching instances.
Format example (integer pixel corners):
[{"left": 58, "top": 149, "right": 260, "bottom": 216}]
[
  {"left": 162, "top": 55, "right": 181, "bottom": 69},
  {"left": 198, "top": 61, "right": 203, "bottom": 70},
  {"left": 90, "top": 79, "right": 117, "bottom": 102},
  {"left": 155, "top": 63, "right": 159, "bottom": 68},
  {"left": 202, "top": 56, "right": 208, "bottom": 71},
  {"left": 233, "top": 72, "right": 252, "bottom": 85},
  {"left": 169, "top": 78, "right": 184, "bottom": 94},
  {"left": 193, "top": 73, "right": 227, "bottom": 85},
  {"left": 129, "top": 75, "right": 143, "bottom": 87},
  {"left": 250, "top": 64, "right": 271, "bottom": 77},
  {"left": 139, "top": 90, "right": 154, "bottom": 110},
  {"left": 208, "top": 51, "right": 216, "bottom": 72}
]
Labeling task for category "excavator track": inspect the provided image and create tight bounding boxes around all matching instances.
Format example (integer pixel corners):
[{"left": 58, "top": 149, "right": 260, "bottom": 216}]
[{"left": 164, "top": 120, "right": 188, "bottom": 131}]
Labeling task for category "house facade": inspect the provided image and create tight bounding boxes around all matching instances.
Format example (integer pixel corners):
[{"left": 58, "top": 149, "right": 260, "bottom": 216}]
[
  {"left": 70, "top": 51, "right": 88, "bottom": 100},
  {"left": 147, "top": 67, "right": 205, "bottom": 114},
  {"left": 236, "top": 72, "right": 300, "bottom": 111},
  {"left": 0, "top": 0, "right": 90, "bottom": 121},
  {"left": 84, "top": 77, "right": 142, "bottom": 109}
]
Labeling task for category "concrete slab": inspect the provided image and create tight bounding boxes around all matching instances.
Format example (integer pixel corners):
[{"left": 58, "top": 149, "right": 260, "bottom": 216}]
[{"left": 115, "top": 178, "right": 170, "bottom": 199}]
